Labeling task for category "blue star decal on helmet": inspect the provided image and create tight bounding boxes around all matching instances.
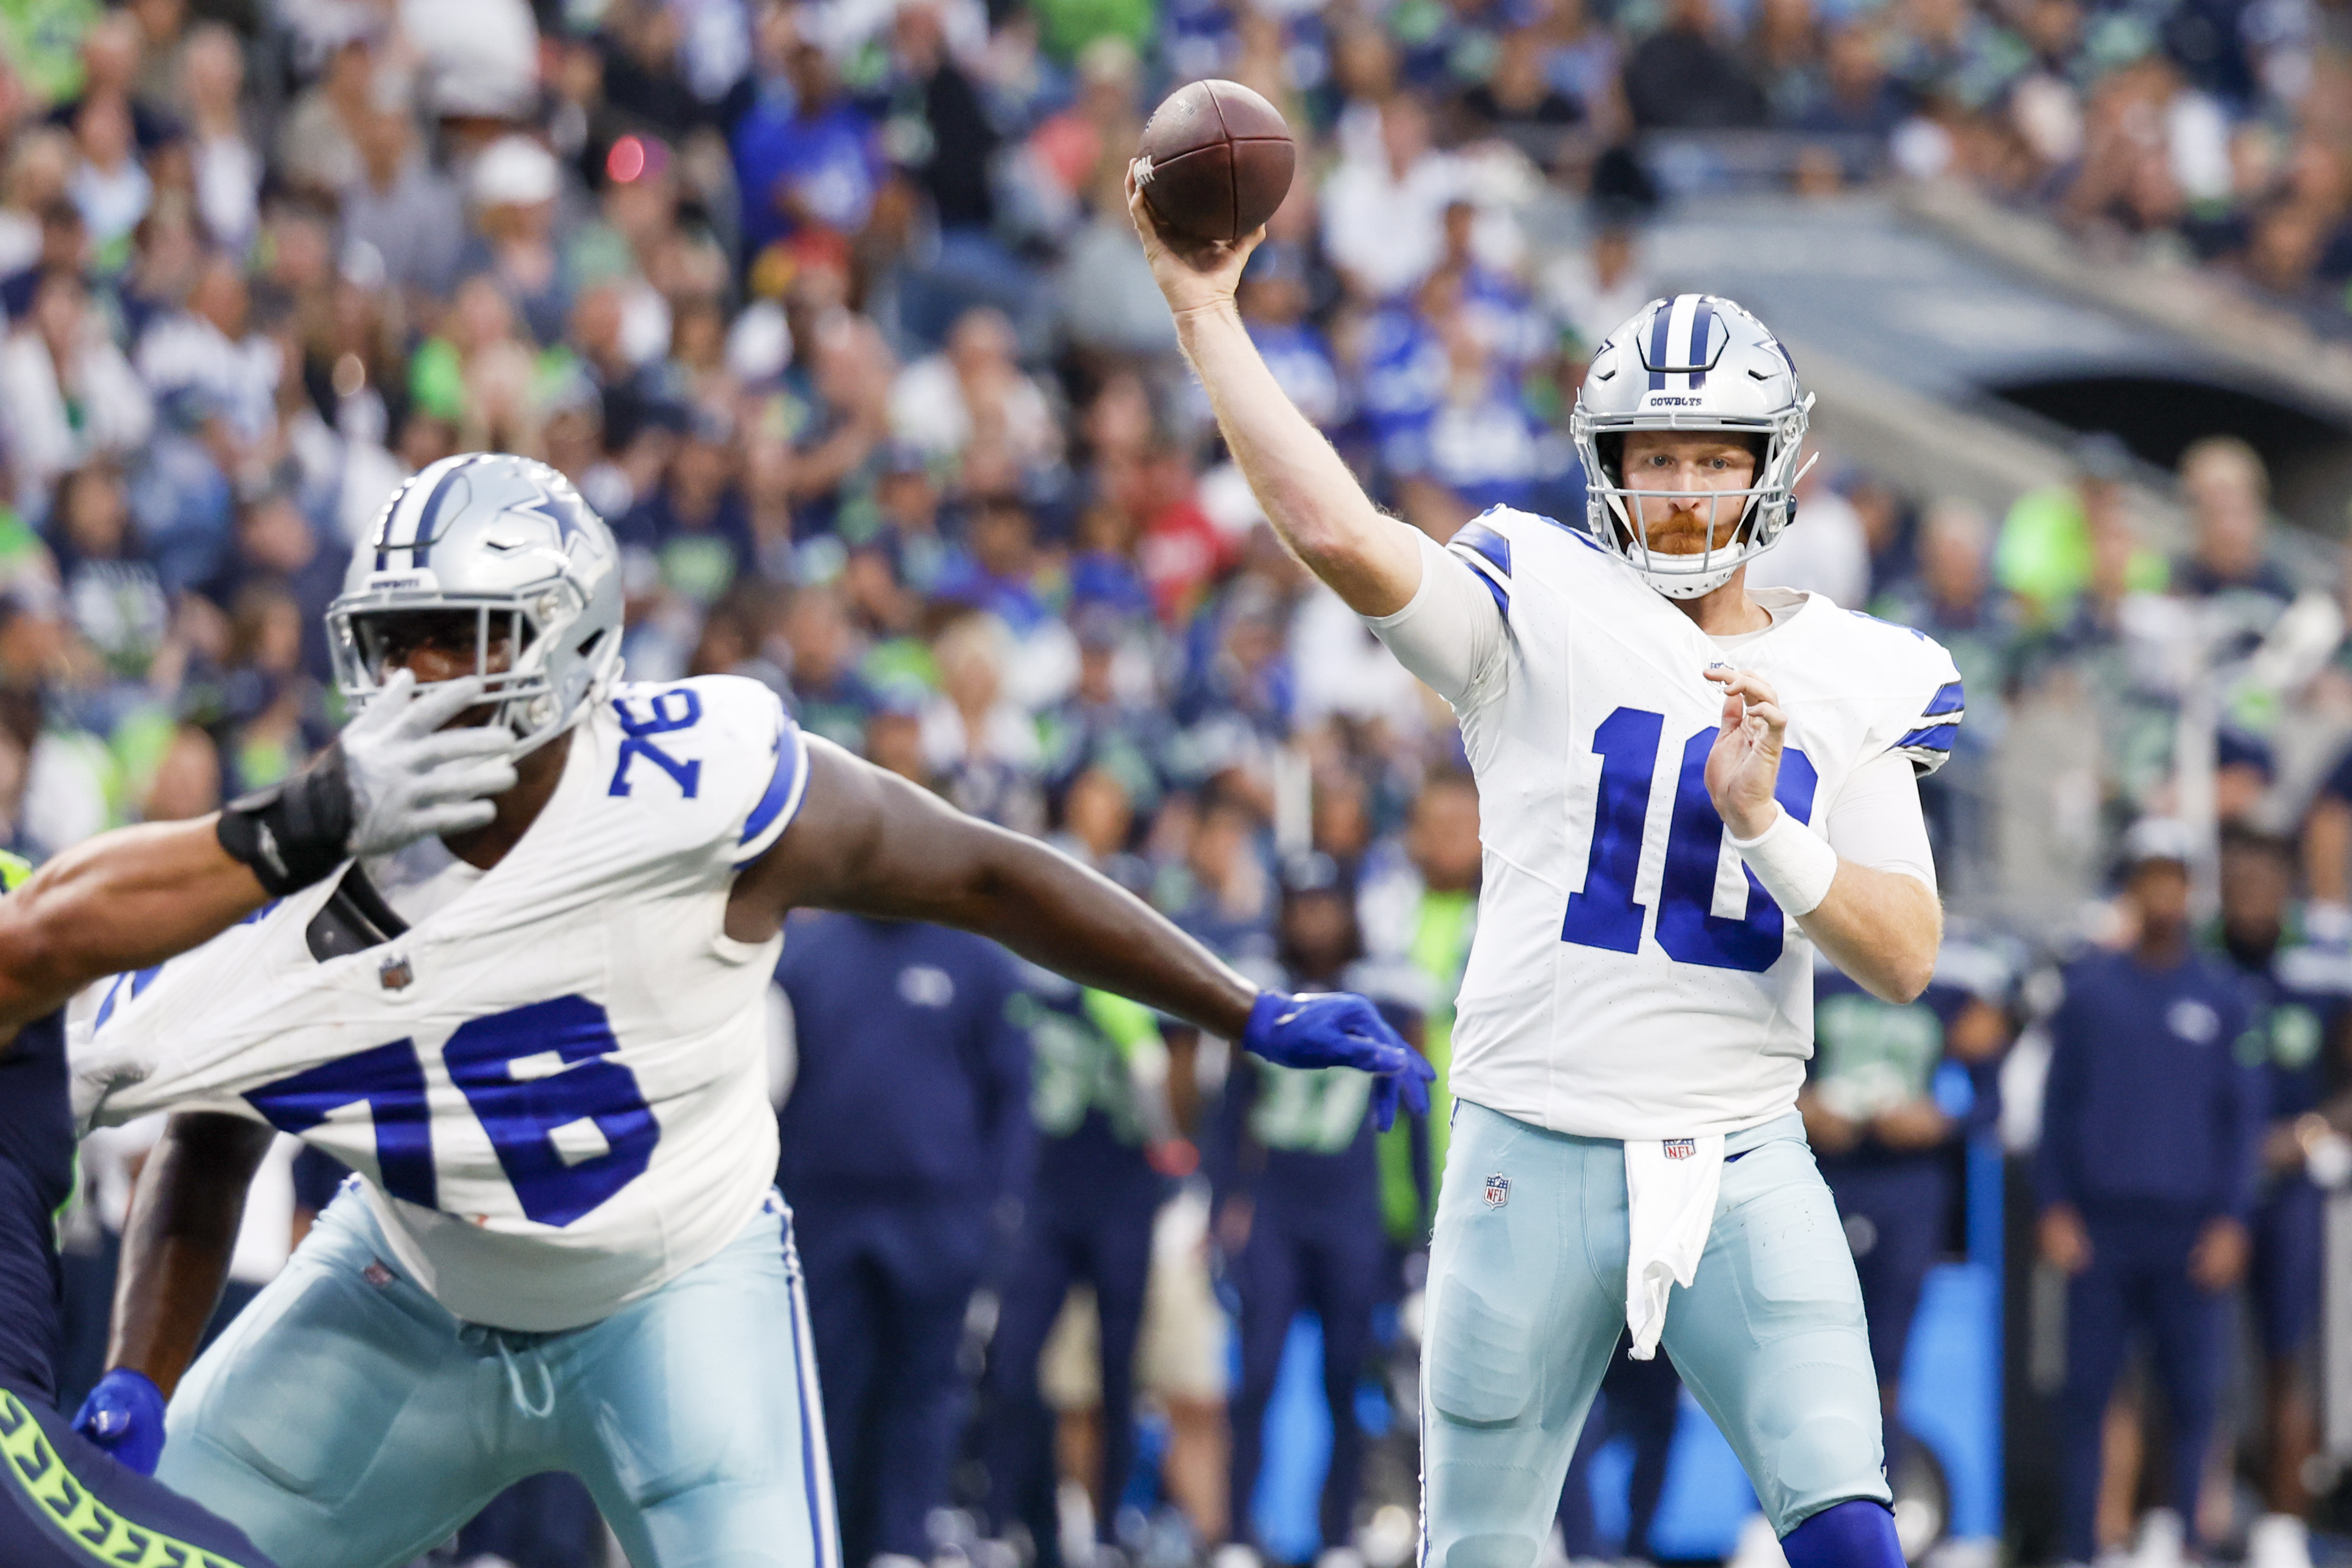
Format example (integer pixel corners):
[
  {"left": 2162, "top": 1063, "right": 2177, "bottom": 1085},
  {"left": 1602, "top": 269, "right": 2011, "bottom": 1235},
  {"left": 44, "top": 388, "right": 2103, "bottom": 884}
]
[{"left": 506, "top": 482, "right": 591, "bottom": 552}]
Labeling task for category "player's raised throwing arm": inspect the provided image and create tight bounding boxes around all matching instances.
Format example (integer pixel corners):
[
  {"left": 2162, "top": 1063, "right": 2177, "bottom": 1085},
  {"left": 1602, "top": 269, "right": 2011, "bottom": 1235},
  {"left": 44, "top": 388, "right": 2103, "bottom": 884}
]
[
  {"left": 733, "top": 739, "right": 1433, "bottom": 1121},
  {"left": 1127, "top": 170, "right": 1424, "bottom": 617}
]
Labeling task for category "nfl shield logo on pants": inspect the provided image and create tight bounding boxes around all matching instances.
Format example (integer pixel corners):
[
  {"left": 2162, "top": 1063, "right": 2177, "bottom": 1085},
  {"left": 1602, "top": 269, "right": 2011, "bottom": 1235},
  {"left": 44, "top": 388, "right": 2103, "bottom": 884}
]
[
  {"left": 1663, "top": 1138, "right": 1697, "bottom": 1161},
  {"left": 1483, "top": 1174, "right": 1510, "bottom": 1208}
]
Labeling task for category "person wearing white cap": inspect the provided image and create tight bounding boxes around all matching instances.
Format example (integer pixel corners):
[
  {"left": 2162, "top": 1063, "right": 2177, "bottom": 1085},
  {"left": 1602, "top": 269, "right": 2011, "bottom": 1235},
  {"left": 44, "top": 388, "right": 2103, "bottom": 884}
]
[{"left": 463, "top": 135, "right": 568, "bottom": 346}]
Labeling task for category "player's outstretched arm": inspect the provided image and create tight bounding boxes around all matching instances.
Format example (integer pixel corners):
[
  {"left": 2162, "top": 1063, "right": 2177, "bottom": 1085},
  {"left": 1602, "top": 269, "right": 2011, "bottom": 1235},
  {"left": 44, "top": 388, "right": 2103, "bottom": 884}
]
[
  {"left": 732, "top": 740, "right": 1433, "bottom": 1123},
  {"left": 1127, "top": 170, "right": 1424, "bottom": 617},
  {"left": 0, "top": 673, "right": 515, "bottom": 1035},
  {"left": 1705, "top": 669, "right": 1941, "bottom": 1002},
  {"left": 0, "top": 821, "right": 282, "bottom": 1033}
]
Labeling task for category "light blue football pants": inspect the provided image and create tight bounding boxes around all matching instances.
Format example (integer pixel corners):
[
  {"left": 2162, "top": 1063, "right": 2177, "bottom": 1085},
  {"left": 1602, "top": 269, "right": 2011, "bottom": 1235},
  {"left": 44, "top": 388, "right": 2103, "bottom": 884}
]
[
  {"left": 158, "top": 1186, "right": 840, "bottom": 1568},
  {"left": 1421, "top": 1103, "right": 1890, "bottom": 1568}
]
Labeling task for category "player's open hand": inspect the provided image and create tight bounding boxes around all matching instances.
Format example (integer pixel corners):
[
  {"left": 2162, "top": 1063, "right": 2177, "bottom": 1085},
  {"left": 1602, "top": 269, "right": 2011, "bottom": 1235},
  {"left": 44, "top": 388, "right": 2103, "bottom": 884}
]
[
  {"left": 1703, "top": 666, "right": 1786, "bottom": 841},
  {"left": 1241, "top": 990, "right": 1435, "bottom": 1130},
  {"left": 1126, "top": 162, "right": 1264, "bottom": 324},
  {"left": 341, "top": 669, "right": 521, "bottom": 855}
]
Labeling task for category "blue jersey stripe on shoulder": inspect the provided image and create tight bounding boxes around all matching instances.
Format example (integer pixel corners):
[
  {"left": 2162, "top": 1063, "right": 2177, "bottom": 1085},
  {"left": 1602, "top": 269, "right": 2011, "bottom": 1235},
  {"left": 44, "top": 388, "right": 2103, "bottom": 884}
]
[
  {"left": 1923, "top": 680, "right": 1965, "bottom": 718},
  {"left": 1452, "top": 520, "right": 1512, "bottom": 578},
  {"left": 1446, "top": 543, "right": 1512, "bottom": 616},
  {"left": 737, "top": 725, "right": 807, "bottom": 862},
  {"left": 1897, "top": 723, "right": 1957, "bottom": 752}
]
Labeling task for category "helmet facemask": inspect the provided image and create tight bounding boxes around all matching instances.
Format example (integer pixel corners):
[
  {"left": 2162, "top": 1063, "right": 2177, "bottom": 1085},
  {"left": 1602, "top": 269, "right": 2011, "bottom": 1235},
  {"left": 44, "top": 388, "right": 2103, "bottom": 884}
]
[
  {"left": 1574, "top": 407, "right": 1815, "bottom": 599},
  {"left": 329, "top": 583, "right": 617, "bottom": 761}
]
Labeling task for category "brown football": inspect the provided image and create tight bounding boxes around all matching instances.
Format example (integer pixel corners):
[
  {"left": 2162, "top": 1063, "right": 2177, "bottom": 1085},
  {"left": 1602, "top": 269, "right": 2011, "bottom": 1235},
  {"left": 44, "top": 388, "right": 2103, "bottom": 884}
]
[{"left": 1136, "top": 79, "right": 1296, "bottom": 244}]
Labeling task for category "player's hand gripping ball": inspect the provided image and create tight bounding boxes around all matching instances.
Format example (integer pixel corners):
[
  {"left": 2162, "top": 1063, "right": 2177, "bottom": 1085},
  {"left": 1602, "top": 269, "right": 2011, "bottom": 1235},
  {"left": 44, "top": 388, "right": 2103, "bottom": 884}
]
[
  {"left": 1242, "top": 991, "right": 1435, "bottom": 1131},
  {"left": 1134, "top": 79, "right": 1296, "bottom": 245}
]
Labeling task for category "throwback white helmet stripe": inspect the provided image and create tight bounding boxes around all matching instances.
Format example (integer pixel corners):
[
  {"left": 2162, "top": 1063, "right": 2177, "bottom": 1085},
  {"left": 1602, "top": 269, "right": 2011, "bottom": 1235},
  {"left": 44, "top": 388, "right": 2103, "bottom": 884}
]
[
  {"left": 330, "top": 453, "right": 624, "bottom": 760},
  {"left": 1570, "top": 293, "right": 1815, "bottom": 600}
]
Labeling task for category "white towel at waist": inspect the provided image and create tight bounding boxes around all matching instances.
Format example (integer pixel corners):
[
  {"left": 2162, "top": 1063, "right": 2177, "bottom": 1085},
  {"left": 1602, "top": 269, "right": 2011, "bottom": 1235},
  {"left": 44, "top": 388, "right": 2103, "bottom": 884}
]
[{"left": 1622, "top": 1133, "right": 1726, "bottom": 1359}]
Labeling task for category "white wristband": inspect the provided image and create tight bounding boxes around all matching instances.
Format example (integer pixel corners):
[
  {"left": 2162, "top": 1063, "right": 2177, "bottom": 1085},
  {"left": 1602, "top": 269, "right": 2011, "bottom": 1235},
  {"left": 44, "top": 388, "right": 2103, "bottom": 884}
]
[{"left": 1727, "top": 805, "right": 1840, "bottom": 917}]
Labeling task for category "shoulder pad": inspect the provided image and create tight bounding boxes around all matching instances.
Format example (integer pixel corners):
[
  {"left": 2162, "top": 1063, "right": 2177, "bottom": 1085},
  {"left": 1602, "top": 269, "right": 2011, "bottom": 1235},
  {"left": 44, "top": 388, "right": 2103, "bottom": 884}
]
[
  {"left": 1846, "top": 615, "right": 1964, "bottom": 777},
  {"left": 603, "top": 675, "right": 807, "bottom": 869}
]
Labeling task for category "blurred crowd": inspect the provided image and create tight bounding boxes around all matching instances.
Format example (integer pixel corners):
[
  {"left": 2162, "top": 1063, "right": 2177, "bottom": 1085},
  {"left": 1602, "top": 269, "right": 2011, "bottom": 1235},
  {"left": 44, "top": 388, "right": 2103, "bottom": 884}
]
[
  {"left": 3, "top": 0, "right": 2352, "bottom": 1564},
  {"left": 0, "top": 0, "right": 2341, "bottom": 873}
]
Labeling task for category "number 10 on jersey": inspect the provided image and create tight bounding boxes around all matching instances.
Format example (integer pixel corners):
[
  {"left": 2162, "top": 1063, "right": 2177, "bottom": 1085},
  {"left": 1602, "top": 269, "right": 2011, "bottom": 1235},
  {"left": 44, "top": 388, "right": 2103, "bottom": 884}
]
[{"left": 1559, "top": 706, "right": 1818, "bottom": 973}]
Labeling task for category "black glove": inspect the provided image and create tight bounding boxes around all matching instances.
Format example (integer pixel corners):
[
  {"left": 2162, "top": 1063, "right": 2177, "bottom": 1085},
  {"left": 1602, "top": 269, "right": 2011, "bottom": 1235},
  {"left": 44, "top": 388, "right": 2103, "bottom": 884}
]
[{"left": 217, "top": 672, "right": 517, "bottom": 896}]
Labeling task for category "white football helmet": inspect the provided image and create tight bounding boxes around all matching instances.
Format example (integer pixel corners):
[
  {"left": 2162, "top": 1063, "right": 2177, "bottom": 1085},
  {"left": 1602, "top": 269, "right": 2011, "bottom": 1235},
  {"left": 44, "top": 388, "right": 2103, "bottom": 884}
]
[
  {"left": 1570, "top": 293, "right": 1815, "bottom": 599},
  {"left": 328, "top": 454, "right": 623, "bottom": 760}
]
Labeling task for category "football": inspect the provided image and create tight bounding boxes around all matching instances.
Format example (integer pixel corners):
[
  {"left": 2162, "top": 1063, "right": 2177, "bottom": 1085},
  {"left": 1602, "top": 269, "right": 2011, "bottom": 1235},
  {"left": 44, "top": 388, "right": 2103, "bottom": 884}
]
[{"left": 1136, "top": 79, "right": 1296, "bottom": 245}]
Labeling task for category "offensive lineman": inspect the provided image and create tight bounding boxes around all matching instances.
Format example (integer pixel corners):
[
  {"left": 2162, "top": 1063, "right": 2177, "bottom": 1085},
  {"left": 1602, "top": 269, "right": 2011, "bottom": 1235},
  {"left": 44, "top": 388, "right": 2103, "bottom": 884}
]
[
  {"left": 0, "top": 668, "right": 520, "bottom": 1564},
  {"left": 1130, "top": 178, "right": 1958, "bottom": 1568},
  {"left": 66, "top": 454, "right": 1432, "bottom": 1568}
]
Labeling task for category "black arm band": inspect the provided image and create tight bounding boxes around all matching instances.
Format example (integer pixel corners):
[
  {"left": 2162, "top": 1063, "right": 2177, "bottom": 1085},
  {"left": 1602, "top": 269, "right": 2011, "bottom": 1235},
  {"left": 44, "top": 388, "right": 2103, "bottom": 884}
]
[{"left": 216, "top": 745, "right": 355, "bottom": 896}]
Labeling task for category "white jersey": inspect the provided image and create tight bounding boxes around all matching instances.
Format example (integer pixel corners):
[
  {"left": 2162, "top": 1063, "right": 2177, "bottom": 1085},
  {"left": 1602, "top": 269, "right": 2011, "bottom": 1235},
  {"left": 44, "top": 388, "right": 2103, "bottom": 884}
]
[
  {"left": 1367, "top": 509, "right": 1962, "bottom": 1141},
  {"left": 69, "top": 675, "right": 809, "bottom": 1330}
]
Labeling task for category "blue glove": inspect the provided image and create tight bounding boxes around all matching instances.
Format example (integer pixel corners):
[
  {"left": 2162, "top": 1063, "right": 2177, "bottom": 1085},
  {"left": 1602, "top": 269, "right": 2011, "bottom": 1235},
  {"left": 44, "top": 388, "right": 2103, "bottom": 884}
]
[
  {"left": 72, "top": 1368, "right": 167, "bottom": 1476},
  {"left": 1242, "top": 991, "right": 1435, "bottom": 1131}
]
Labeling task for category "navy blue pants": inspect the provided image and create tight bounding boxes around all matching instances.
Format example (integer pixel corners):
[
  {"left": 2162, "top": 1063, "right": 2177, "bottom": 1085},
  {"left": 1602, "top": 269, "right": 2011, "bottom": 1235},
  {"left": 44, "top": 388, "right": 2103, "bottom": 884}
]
[
  {"left": 2250, "top": 1177, "right": 2322, "bottom": 1359},
  {"left": 2059, "top": 1212, "right": 2224, "bottom": 1563},
  {"left": 0, "top": 1380, "right": 278, "bottom": 1567},
  {"left": 457, "top": 1472, "right": 606, "bottom": 1568},
  {"left": 1823, "top": 1162, "right": 1947, "bottom": 1392},
  {"left": 988, "top": 1175, "right": 1161, "bottom": 1561},
  {"left": 1228, "top": 1194, "right": 1385, "bottom": 1553},
  {"left": 1557, "top": 1349, "right": 1683, "bottom": 1558},
  {"left": 795, "top": 1199, "right": 988, "bottom": 1568}
]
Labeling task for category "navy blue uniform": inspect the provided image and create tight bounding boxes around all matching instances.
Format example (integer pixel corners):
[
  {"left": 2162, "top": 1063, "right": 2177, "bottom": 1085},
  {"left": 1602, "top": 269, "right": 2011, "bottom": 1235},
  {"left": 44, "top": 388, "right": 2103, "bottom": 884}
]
[
  {"left": 985, "top": 974, "right": 1171, "bottom": 1564},
  {"left": 2226, "top": 937, "right": 2350, "bottom": 1360},
  {"left": 1211, "top": 960, "right": 1416, "bottom": 1555},
  {"left": 0, "top": 1010, "right": 73, "bottom": 1405},
  {"left": 978, "top": 973, "right": 1171, "bottom": 1561},
  {"left": 1809, "top": 971, "right": 2001, "bottom": 1390},
  {"left": 0, "top": 1008, "right": 280, "bottom": 1567},
  {"left": 777, "top": 914, "right": 1033, "bottom": 1568},
  {"left": 1556, "top": 1350, "right": 1683, "bottom": 1560},
  {"left": 2037, "top": 948, "right": 2264, "bottom": 1564}
]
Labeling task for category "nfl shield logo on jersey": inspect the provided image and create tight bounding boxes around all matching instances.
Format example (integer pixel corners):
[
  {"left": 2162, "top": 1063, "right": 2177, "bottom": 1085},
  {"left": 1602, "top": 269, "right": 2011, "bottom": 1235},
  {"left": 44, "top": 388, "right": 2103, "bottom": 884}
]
[
  {"left": 1484, "top": 1174, "right": 1511, "bottom": 1208},
  {"left": 1663, "top": 1138, "right": 1697, "bottom": 1161},
  {"left": 379, "top": 954, "right": 414, "bottom": 991}
]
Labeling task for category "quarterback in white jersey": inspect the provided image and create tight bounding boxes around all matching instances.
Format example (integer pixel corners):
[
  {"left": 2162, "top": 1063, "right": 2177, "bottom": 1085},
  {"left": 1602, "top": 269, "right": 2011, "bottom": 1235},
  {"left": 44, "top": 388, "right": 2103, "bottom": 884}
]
[
  {"left": 1133, "top": 176, "right": 1952, "bottom": 1568},
  {"left": 67, "top": 454, "right": 1431, "bottom": 1568}
]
